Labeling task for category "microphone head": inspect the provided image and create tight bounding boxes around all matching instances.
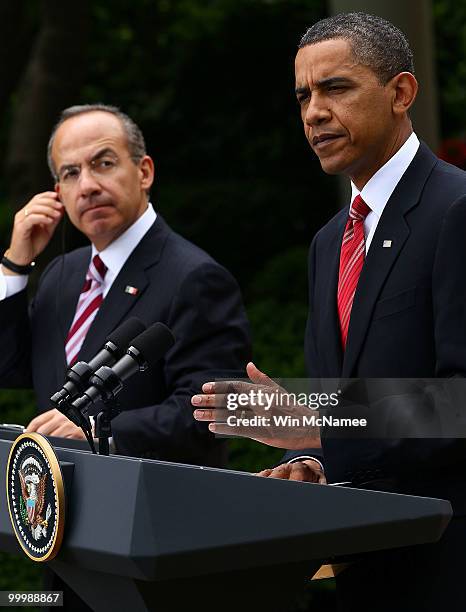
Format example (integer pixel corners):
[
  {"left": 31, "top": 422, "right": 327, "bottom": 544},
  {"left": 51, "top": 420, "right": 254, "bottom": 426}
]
[
  {"left": 130, "top": 322, "right": 176, "bottom": 368},
  {"left": 106, "top": 317, "right": 146, "bottom": 355}
]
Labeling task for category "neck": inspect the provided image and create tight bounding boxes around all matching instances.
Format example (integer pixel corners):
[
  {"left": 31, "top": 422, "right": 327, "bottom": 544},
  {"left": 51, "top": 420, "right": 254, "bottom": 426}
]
[{"left": 350, "top": 122, "right": 413, "bottom": 191}]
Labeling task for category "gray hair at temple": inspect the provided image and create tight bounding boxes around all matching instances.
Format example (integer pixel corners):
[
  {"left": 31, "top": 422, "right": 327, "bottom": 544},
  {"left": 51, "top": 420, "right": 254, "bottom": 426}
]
[
  {"left": 299, "top": 12, "right": 415, "bottom": 85},
  {"left": 47, "top": 103, "right": 147, "bottom": 179}
]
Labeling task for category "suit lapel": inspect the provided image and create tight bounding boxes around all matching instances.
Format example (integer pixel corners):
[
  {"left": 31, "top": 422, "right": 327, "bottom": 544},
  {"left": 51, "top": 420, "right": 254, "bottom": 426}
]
[
  {"left": 77, "top": 217, "right": 169, "bottom": 362},
  {"left": 56, "top": 248, "right": 91, "bottom": 381},
  {"left": 342, "top": 143, "right": 438, "bottom": 377},
  {"left": 321, "top": 212, "right": 346, "bottom": 374}
]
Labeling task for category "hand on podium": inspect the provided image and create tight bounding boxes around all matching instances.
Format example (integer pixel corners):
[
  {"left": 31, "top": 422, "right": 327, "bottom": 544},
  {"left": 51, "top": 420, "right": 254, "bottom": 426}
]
[
  {"left": 257, "top": 459, "right": 326, "bottom": 483},
  {"left": 25, "top": 408, "right": 86, "bottom": 439},
  {"left": 192, "top": 361, "right": 322, "bottom": 450}
]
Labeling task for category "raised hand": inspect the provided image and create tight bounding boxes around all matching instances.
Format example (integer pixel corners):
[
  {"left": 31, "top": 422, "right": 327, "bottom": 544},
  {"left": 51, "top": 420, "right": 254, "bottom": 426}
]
[{"left": 3, "top": 192, "right": 64, "bottom": 270}]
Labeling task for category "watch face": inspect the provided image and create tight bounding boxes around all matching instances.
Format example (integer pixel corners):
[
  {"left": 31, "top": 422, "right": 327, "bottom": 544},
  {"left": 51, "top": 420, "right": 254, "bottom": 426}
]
[{"left": 6, "top": 433, "right": 66, "bottom": 562}]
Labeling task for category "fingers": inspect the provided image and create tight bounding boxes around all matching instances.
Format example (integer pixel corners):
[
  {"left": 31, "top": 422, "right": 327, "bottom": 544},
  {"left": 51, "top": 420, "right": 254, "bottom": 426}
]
[
  {"left": 25, "top": 409, "right": 71, "bottom": 437},
  {"left": 23, "top": 204, "right": 63, "bottom": 222},
  {"left": 191, "top": 394, "right": 231, "bottom": 409},
  {"left": 287, "top": 462, "right": 317, "bottom": 482},
  {"left": 200, "top": 364, "right": 277, "bottom": 395},
  {"left": 7, "top": 192, "right": 64, "bottom": 265},
  {"left": 206, "top": 421, "right": 256, "bottom": 437},
  {"left": 25, "top": 409, "right": 57, "bottom": 433},
  {"left": 290, "top": 460, "right": 326, "bottom": 483},
  {"left": 18, "top": 193, "right": 63, "bottom": 225},
  {"left": 201, "top": 380, "right": 258, "bottom": 395},
  {"left": 256, "top": 462, "right": 325, "bottom": 483},
  {"left": 246, "top": 361, "right": 276, "bottom": 387},
  {"left": 256, "top": 468, "right": 274, "bottom": 477},
  {"left": 193, "top": 408, "right": 233, "bottom": 422},
  {"left": 49, "top": 422, "right": 85, "bottom": 439},
  {"left": 302, "top": 459, "right": 327, "bottom": 484},
  {"left": 18, "top": 199, "right": 64, "bottom": 234},
  {"left": 266, "top": 464, "right": 294, "bottom": 479}
]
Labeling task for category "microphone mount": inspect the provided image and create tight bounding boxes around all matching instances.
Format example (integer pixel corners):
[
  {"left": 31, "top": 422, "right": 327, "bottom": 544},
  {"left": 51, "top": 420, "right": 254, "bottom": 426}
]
[{"left": 62, "top": 322, "right": 175, "bottom": 456}]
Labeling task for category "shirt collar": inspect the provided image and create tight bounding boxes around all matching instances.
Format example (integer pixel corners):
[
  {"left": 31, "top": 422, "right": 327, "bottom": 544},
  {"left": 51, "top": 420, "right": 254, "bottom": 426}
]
[
  {"left": 350, "top": 132, "right": 420, "bottom": 217},
  {"left": 92, "top": 202, "right": 157, "bottom": 277}
]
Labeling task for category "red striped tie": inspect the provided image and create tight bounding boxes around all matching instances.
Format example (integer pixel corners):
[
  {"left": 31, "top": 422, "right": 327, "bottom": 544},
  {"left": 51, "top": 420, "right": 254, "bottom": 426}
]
[
  {"left": 65, "top": 254, "right": 107, "bottom": 365},
  {"left": 337, "top": 195, "right": 371, "bottom": 348}
]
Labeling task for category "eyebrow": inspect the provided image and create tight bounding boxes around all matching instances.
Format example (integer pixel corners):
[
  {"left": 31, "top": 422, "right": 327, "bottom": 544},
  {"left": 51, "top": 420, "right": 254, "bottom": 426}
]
[
  {"left": 57, "top": 162, "right": 79, "bottom": 176},
  {"left": 295, "top": 76, "right": 354, "bottom": 97},
  {"left": 57, "top": 147, "right": 117, "bottom": 175},
  {"left": 89, "top": 147, "right": 117, "bottom": 162}
]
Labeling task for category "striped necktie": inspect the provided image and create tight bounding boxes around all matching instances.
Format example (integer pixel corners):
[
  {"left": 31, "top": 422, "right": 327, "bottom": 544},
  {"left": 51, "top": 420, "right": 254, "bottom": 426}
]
[
  {"left": 337, "top": 195, "right": 371, "bottom": 348},
  {"left": 65, "top": 254, "right": 107, "bottom": 365}
]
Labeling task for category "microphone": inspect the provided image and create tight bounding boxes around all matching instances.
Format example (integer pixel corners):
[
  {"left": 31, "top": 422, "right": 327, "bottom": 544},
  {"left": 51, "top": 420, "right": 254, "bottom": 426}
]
[
  {"left": 50, "top": 317, "right": 146, "bottom": 407},
  {"left": 72, "top": 322, "right": 175, "bottom": 415}
]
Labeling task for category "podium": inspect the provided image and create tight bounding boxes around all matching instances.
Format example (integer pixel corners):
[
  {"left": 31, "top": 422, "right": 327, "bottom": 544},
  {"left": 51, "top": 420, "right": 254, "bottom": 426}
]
[{"left": 0, "top": 434, "right": 452, "bottom": 612}]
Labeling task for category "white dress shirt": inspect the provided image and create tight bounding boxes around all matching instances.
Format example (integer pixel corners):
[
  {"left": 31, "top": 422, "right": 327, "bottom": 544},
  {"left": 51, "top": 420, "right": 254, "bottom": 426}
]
[
  {"left": 351, "top": 132, "right": 420, "bottom": 252},
  {"left": 0, "top": 203, "right": 157, "bottom": 300},
  {"left": 92, "top": 203, "right": 156, "bottom": 296}
]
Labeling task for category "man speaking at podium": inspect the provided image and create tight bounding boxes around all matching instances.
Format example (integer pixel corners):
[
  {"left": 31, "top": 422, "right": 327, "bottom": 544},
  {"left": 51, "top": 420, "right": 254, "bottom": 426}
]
[
  {"left": 0, "top": 104, "right": 251, "bottom": 465},
  {"left": 193, "top": 13, "right": 466, "bottom": 611}
]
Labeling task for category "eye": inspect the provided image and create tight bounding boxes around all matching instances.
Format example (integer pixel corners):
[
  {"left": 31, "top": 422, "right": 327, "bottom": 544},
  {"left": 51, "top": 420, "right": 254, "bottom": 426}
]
[
  {"left": 94, "top": 158, "right": 117, "bottom": 173},
  {"left": 61, "top": 167, "right": 80, "bottom": 182}
]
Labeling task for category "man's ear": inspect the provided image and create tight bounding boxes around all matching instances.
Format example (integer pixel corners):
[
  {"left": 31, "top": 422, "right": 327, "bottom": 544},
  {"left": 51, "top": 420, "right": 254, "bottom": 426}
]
[
  {"left": 390, "top": 72, "right": 418, "bottom": 116},
  {"left": 139, "top": 156, "right": 155, "bottom": 191}
]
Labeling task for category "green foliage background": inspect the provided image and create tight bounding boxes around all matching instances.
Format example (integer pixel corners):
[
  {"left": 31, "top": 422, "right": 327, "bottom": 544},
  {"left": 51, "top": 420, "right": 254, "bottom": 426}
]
[{"left": 0, "top": 0, "right": 464, "bottom": 609}]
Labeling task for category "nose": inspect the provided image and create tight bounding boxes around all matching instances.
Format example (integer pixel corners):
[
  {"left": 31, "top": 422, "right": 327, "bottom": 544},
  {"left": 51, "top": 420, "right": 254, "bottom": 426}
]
[
  {"left": 77, "top": 166, "right": 101, "bottom": 197},
  {"left": 304, "top": 93, "right": 331, "bottom": 127}
]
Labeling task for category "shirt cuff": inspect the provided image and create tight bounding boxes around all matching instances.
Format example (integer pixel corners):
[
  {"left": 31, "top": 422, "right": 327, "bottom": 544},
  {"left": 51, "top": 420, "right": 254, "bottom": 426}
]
[
  {"left": 287, "top": 455, "right": 324, "bottom": 472},
  {"left": 0, "top": 268, "right": 28, "bottom": 300}
]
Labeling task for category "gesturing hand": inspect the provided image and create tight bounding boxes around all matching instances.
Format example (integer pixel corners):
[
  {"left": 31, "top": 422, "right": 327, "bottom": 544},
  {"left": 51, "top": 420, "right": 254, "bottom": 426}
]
[{"left": 192, "top": 362, "right": 321, "bottom": 450}]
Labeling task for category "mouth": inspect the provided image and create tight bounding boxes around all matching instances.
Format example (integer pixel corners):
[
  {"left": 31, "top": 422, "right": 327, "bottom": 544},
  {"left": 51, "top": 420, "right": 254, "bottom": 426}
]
[
  {"left": 312, "top": 133, "right": 344, "bottom": 150},
  {"left": 80, "top": 204, "right": 112, "bottom": 217}
]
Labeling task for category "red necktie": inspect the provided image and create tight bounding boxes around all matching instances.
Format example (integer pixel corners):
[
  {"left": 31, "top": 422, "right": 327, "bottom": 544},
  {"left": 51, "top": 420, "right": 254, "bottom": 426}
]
[
  {"left": 337, "top": 195, "right": 371, "bottom": 348},
  {"left": 65, "top": 254, "right": 107, "bottom": 365}
]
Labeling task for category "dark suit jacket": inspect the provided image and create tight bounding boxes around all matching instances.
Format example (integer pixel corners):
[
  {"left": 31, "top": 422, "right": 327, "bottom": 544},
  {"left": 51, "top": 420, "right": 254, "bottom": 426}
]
[
  {"left": 286, "top": 143, "right": 466, "bottom": 512},
  {"left": 0, "top": 215, "right": 251, "bottom": 465}
]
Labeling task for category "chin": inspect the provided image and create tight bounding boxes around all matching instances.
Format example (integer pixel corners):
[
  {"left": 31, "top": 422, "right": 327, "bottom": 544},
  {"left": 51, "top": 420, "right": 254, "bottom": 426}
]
[
  {"left": 318, "top": 148, "right": 359, "bottom": 176},
  {"left": 82, "top": 221, "right": 114, "bottom": 242},
  {"left": 318, "top": 158, "right": 346, "bottom": 175}
]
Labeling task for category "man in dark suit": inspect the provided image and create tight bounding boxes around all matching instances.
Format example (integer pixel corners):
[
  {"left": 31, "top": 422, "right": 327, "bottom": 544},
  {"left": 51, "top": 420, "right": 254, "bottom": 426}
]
[
  {"left": 193, "top": 13, "right": 466, "bottom": 610},
  {"left": 0, "top": 103, "right": 251, "bottom": 465}
]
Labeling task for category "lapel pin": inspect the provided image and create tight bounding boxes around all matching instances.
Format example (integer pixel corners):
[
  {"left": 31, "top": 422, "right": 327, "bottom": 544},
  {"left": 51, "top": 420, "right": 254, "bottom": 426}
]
[
  {"left": 383, "top": 240, "right": 392, "bottom": 248},
  {"left": 125, "top": 285, "right": 139, "bottom": 296}
]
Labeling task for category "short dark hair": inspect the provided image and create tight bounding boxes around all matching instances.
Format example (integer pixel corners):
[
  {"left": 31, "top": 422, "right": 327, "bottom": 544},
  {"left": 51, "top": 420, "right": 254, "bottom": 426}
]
[
  {"left": 47, "top": 103, "right": 146, "bottom": 179},
  {"left": 299, "top": 12, "right": 415, "bottom": 84}
]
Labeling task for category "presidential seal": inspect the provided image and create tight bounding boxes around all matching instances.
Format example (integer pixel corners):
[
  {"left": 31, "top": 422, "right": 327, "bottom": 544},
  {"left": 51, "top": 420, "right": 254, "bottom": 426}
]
[{"left": 6, "top": 433, "right": 65, "bottom": 562}]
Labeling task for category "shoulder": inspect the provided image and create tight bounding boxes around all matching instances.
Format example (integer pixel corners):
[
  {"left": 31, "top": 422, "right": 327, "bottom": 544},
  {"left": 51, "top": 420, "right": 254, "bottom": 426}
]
[
  {"left": 411, "top": 142, "right": 466, "bottom": 206},
  {"left": 411, "top": 152, "right": 466, "bottom": 229},
  {"left": 38, "top": 246, "right": 90, "bottom": 284},
  {"left": 154, "top": 216, "right": 233, "bottom": 281},
  {"left": 425, "top": 158, "right": 466, "bottom": 200}
]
